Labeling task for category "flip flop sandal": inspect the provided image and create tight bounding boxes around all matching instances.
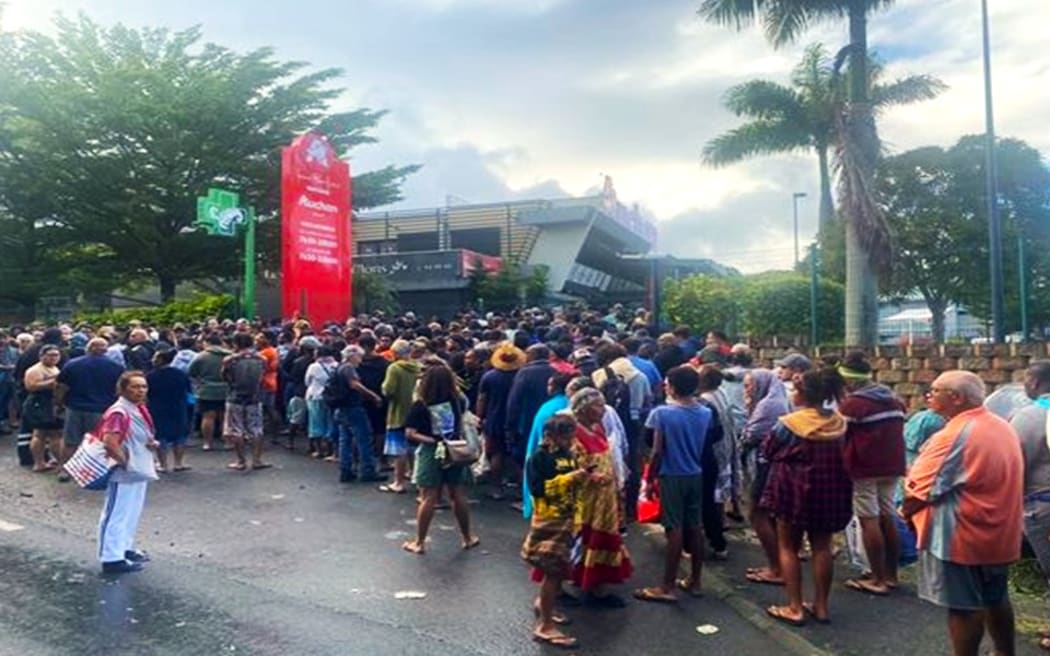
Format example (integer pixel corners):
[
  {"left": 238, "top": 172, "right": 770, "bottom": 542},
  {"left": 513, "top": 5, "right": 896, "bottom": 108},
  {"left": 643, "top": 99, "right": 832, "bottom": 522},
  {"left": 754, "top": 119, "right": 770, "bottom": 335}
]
[
  {"left": 462, "top": 536, "right": 481, "bottom": 550},
  {"left": 173, "top": 466, "right": 192, "bottom": 472},
  {"left": 533, "top": 605, "right": 572, "bottom": 625},
  {"left": 532, "top": 632, "right": 579, "bottom": 649},
  {"left": 252, "top": 463, "right": 273, "bottom": 470},
  {"left": 378, "top": 484, "right": 407, "bottom": 494},
  {"left": 844, "top": 578, "right": 890, "bottom": 596},
  {"left": 766, "top": 606, "right": 806, "bottom": 627},
  {"left": 803, "top": 602, "right": 831, "bottom": 625},
  {"left": 226, "top": 462, "right": 247, "bottom": 471},
  {"left": 632, "top": 587, "right": 677, "bottom": 603},
  {"left": 676, "top": 578, "right": 704, "bottom": 598},
  {"left": 401, "top": 541, "right": 425, "bottom": 555},
  {"left": 745, "top": 571, "right": 785, "bottom": 586}
]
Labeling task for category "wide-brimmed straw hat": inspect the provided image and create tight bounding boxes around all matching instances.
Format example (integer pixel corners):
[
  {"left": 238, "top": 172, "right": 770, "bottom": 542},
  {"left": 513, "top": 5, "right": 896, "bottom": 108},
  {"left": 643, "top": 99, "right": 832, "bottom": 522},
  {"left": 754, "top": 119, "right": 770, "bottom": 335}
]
[{"left": 491, "top": 343, "right": 526, "bottom": 372}]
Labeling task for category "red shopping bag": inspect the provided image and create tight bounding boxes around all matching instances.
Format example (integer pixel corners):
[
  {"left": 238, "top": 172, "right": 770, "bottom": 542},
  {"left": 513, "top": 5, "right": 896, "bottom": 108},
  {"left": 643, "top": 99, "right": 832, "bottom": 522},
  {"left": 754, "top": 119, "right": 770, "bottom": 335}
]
[{"left": 637, "top": 464, "right": 661, "bottom": 524}]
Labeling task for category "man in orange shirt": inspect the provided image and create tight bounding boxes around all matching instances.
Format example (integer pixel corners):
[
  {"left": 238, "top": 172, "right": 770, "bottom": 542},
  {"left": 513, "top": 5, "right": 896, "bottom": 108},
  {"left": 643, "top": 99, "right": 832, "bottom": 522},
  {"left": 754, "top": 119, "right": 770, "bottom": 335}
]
[
  {"left": 903, "top": 370, "right": 1023, "bottom": 656},
  {"left": 254, "top": 331, "right": 281, "bottom": 438}
]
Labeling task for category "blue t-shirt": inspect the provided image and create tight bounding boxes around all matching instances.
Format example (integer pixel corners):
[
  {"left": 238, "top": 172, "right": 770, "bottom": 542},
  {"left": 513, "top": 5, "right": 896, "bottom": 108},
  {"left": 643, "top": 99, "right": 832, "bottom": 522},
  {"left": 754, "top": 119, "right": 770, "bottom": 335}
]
[
  {"left": 57, "top": 354, "right": 124, "bottom": 413},
  {"left": 645, "top": 402, "right": 711, "bottom": 476}
]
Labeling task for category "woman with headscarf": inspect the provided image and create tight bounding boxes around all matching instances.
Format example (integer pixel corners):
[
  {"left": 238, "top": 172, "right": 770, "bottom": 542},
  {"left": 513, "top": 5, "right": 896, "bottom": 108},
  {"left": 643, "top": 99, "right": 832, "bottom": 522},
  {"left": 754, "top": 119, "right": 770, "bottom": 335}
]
[
  {"left": 762, "top": 368, "right": 852, "bottom": 626},
  {"left": 741, "top": 368, "right": 791, "bottom": 586},
  {"left": 570, "top": 387, "right": 633, "bottom": 607}
]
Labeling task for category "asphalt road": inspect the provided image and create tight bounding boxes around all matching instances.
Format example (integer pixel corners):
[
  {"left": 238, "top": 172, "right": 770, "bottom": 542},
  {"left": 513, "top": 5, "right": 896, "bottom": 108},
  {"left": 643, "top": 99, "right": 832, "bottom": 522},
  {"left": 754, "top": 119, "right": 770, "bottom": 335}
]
[{"left": 0, "top": 436, "right": 783, "bottom": 656}]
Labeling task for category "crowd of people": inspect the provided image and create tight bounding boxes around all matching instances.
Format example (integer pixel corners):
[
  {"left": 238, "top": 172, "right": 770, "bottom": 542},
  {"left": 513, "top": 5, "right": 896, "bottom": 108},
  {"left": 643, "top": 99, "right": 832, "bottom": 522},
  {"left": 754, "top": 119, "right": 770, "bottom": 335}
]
[{"left": 0, "top": 305, "right": 1046, "bottom": 654}]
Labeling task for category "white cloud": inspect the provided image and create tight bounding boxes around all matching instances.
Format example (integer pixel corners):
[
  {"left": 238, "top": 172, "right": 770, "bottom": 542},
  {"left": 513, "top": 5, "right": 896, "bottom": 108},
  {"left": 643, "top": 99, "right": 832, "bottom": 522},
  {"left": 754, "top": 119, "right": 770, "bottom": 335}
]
[{"left": 3, "top": 0, "right": 1048, "bottom": 273}]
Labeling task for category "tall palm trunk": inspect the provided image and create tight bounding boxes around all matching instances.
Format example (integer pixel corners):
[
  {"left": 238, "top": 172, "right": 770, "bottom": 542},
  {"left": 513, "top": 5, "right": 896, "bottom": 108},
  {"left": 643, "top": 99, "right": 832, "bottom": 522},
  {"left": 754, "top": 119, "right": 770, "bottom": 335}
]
[
  {"left": 817, "top": 144, "right": 834, "bottom": 228},
  {"left": 842, "top": 0, "right": 881, "bottom": 346}
]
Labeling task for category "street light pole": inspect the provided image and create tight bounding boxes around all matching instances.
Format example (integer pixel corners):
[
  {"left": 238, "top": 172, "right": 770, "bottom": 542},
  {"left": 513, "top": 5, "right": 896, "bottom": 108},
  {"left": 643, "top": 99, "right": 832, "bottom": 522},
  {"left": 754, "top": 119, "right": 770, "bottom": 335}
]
[
  {"left": 792, "top": 192, "right": 807, "bottom": 268},
  {"left": 982, "top": 0, "right": 1005, "bottom": 342}
]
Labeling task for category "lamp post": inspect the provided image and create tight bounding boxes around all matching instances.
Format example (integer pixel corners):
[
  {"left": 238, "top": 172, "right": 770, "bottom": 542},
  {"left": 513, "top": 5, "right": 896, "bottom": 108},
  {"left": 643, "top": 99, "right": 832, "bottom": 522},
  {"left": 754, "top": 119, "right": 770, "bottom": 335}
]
[
  {"left": 792, "top": 192, "right": 807, "bottom": 268},
  {"left": 982, "top": 0, "right": 1005, "bottom": 342}
]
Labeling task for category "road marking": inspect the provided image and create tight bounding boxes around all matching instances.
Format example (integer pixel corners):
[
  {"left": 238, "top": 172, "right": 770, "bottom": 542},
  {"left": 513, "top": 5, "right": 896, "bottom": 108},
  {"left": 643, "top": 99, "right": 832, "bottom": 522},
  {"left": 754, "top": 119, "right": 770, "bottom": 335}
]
[{"left": 0, "top": 518, "right": 25, "bottom": 532}]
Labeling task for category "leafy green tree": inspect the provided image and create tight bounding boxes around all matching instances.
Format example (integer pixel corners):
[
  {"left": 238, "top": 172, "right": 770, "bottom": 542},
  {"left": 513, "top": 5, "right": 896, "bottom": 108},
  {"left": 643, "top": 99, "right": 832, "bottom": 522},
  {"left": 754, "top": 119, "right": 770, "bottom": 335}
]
[
  {"left": 663, "top": 275, "right": 740, "bottom": 335},
  {"left": 878, "top": 136, "right": 1050, "bottom": 339},
  {"left": 700, "top": 0, "right": 899, "bottom": 346},
  {"left": 738, "top": 271, "right": 844, "bottom": 342},
  {"left": 0, "top": 15, "right": 418, "bottom": 304},
  {"left": 704, "top": 43, "right": 944, "bottom": 230},
  {"left": 469, "top": 262, "right": 548, "bottom": 311},
  {"left": 352, "top": 270, "right": 399, "bottom": 316}
]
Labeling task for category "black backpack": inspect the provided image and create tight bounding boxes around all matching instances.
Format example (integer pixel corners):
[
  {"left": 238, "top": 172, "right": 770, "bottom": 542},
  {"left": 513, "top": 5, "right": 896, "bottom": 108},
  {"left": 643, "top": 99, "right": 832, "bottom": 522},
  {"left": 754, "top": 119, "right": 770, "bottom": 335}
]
[
  {"left": 322, "top": 364, "right": 353, "bottom": 409},
  {"left": 600, "top": 366, "right": 632, "bottom": 425},
  {"left": 225, "top": 353, "right": 265, "bottom": 404}
]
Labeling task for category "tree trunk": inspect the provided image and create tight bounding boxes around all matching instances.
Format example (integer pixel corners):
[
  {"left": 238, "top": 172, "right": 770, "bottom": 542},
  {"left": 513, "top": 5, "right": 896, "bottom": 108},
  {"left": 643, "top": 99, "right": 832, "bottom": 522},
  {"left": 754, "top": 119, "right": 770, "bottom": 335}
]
[
  {"left": 159, "top": 275, "right": 177, "bottom": 304},
  {"left": 925, "top": 295, "right": 947, "bottom": 344},
  {"left": 843, "top": 1, "right": 880, "bottom": 347},
  {"left": 817, "top": 145, "right": 834, "bottom": 229}
]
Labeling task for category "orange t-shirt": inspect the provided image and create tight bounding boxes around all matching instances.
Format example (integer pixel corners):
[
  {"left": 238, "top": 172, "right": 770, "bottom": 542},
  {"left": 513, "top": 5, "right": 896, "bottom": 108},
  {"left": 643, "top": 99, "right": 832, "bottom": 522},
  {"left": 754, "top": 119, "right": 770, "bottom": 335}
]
[
  {"left": 905, "top": 406, "right": 1023, "bottom": 565},
  {"left": 259, "top": 346, "right": 279, "bottom": 393}
]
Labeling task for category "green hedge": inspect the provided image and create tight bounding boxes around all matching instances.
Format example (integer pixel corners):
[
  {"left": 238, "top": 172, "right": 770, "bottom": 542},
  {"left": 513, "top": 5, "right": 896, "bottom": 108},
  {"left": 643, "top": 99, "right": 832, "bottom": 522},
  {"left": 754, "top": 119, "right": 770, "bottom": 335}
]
[{"left": 74, "top": 293, "right": 235, "bottom": 327}]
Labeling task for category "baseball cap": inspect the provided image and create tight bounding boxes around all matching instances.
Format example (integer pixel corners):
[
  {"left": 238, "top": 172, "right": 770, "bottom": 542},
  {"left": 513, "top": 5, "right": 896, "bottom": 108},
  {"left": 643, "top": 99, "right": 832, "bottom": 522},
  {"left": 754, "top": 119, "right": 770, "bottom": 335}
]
[{"left": 775, "top": 353, "right": 812, "bottom": 371}]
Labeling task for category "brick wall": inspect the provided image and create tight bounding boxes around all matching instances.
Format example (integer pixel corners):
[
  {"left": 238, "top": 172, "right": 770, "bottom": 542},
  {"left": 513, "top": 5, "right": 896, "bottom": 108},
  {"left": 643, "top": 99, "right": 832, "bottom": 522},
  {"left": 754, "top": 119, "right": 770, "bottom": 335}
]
[{"left": 750, "top": 341, "right": 1050, "bottom": 411}]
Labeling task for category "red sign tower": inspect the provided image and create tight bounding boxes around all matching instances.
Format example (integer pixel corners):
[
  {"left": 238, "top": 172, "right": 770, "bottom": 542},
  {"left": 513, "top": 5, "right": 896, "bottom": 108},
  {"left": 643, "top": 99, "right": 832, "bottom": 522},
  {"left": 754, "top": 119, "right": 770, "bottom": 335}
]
[{"left": 280, "top": 132, "right": 352, "bottom": 324}]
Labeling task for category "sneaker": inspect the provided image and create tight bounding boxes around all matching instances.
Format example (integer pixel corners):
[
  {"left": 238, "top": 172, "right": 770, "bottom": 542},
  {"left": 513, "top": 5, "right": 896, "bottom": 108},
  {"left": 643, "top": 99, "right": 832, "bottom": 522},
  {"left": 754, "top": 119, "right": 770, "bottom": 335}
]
[
  {"left": 358, "top": 473, "right": 388, "bottom": 483},
  {"left": 711, "top": 549, "right": 729, "bottom": 561},
  {"left": 125, "top": 549, "right": 151, "bottom": 563},
  {"left": 339, "top": 472, "right": 357, "bottom": 483},
  {"left": 102, "top": 560, "right": 144, "bottom": 574}
]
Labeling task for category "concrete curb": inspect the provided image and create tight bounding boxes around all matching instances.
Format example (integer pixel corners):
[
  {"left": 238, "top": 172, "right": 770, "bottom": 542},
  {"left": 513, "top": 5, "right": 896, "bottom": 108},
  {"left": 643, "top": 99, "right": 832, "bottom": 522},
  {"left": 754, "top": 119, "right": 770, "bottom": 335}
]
[{"left": 641, "top": 528, "right": 834, "bottom": 656}]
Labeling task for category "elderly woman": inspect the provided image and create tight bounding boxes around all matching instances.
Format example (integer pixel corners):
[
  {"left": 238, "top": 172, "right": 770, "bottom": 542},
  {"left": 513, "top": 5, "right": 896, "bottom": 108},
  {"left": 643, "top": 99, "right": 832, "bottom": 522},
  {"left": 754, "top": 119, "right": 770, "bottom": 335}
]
[
  {"left": 570, "top": 387, "right": 633, "bottom": 607},
  {"left": 742, "top": 369, "right": 791, "bottom": 586},
  {"left": 401, "top": 364, "right": 479, "bottom": 554},
  {"left": 23, "top": 344, "right": 64, "bottom": 473},
  {"left": 522, "top": 414, "right": 589, "bottom": 649},
  {"left": 97, "top": 371, "right": 160, "bottom": 574},
  {"left": 304, "top": 345, "right": 338, "bottom": 459}
]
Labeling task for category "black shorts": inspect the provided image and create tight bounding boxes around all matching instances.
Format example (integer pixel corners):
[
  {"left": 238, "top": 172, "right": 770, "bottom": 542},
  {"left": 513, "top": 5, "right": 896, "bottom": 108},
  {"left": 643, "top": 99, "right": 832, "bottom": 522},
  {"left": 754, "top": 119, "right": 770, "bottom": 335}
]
[{"left": 197, "top": 399, "right": 225, "bottom": 415}]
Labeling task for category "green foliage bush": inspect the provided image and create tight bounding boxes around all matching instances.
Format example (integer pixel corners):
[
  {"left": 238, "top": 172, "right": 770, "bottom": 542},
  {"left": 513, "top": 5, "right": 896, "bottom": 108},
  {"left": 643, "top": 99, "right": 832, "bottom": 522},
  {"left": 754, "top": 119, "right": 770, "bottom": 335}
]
[
  {"left": 663, "top": 272, "right": 844, "bottom": 342},
  {"left": 663, "top": 275, "right": 740, "bottom": 334},
  {"left": 74, "top": 294, "right": 234, "bottom": 327},
  {"left": 739, "top": 272, "right": 844, "bottom": 342}
]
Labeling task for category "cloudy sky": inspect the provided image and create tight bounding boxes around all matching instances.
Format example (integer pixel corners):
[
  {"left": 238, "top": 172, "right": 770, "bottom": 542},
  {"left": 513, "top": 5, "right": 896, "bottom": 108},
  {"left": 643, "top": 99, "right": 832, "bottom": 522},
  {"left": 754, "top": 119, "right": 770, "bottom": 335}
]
[{"left": 4, "top": 0, "right": 1047, "bottom": 272}]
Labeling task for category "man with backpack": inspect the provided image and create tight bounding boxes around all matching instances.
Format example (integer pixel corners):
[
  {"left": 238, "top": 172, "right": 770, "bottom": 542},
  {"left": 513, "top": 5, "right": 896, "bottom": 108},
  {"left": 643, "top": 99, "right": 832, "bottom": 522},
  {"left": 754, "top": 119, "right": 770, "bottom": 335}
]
[
  {"left": 326, "top": 345, "right": 387, "bottom": 484},
  {"left": 221, "top": 332, "right": 268, "bottom": 472},
  {"left": 593, "top": 342, "right": 651, "bottom": 523}
]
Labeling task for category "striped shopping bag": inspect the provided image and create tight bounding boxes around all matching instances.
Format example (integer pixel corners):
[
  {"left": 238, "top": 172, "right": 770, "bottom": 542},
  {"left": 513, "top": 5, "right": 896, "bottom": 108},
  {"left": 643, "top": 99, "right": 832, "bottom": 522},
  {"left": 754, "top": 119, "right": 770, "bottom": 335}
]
[{"left": 63, "top": 434, "right": 115, "bottom": 490}]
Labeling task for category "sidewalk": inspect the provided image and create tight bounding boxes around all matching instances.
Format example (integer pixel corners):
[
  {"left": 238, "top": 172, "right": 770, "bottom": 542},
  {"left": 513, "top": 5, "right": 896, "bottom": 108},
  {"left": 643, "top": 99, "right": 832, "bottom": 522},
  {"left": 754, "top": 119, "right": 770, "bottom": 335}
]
[{"left": 691, "top": 522, "right": 1049, "bottom": 656}]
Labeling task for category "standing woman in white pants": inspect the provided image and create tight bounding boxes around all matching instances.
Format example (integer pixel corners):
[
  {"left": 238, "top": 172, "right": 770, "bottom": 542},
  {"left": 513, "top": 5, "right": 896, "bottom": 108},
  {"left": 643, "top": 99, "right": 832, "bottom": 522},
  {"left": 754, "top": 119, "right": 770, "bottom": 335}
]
[{"left": 97, "top": 371, "right": 159, "bottom": 574}]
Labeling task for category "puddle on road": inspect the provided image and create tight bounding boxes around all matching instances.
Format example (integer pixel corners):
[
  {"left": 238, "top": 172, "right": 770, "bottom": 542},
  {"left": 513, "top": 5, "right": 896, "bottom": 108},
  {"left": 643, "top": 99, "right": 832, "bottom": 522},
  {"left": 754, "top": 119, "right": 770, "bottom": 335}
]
[{"left": 0, "top": 546, "right": 289, "bottom": 655}]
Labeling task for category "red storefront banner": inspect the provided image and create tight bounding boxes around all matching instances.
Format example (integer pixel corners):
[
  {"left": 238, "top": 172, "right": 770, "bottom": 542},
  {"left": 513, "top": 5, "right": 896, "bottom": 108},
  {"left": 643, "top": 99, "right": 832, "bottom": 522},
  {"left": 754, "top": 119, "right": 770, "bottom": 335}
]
[
  {"left": 281, "top": 132, "right": 352, "bottom": 325},
  {"left": 460, "top": 249, "right": 503, "bottom": 275}
]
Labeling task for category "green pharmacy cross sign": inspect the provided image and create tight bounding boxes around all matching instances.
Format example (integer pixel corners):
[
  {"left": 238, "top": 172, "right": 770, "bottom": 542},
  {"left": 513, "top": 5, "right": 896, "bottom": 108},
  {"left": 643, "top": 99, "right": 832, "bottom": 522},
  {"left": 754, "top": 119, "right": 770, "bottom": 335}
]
[
  {"left": 197, "top": 188, "right": 247, "bottom": 237},
  {"left": 195, "top": 187, "right": 257, "bottom": 319}
]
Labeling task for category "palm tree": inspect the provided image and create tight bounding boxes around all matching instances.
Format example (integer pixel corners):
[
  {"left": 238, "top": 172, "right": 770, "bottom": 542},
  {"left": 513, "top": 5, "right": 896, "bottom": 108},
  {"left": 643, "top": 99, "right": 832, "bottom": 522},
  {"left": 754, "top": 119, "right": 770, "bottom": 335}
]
[
  {"left": 700, "top": 0, "right": 897, "bottom": 346},
  {"left": 703, "top": 43, "right": 945, "bottom": 232}
]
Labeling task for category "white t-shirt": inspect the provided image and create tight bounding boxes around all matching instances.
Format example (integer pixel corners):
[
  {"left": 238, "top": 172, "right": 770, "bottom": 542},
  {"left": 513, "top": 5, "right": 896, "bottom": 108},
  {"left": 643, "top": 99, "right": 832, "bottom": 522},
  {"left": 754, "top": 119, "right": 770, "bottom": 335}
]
[{"left": 304, "top": 358, "right": 337, "bottom": 401}]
